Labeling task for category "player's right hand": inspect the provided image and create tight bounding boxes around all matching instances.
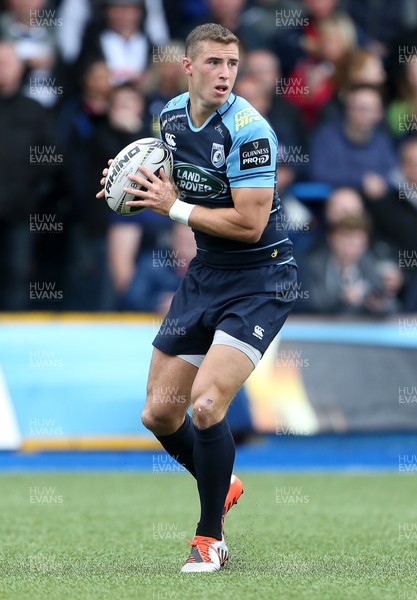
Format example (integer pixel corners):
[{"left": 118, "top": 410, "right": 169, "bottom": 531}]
[{"left": 96, "top": 159, "right": 113, "bottom": 199}]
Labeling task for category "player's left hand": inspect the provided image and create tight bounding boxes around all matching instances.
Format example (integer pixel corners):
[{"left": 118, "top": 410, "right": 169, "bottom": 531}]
[
  {"left": 96, "top": 159, "right": 113, "bottom": 199},
  {"left": 123, "top": 166, "right": 178, "bottom": 216}
]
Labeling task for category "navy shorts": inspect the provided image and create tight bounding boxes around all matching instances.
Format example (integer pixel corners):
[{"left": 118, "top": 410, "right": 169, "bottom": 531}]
[{"left": 153, "top": 257, "right": 297, "bottom": 357}]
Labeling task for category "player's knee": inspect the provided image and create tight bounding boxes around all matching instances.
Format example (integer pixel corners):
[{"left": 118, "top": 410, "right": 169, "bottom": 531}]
[
  {"left": 141, "top": 394, "right": 172, "bottom": 435},
  {"left": 142, "top": 387, "right": 186, "bottom": 434},
  {"left": 141, "top": 404, "right": 173, "bottom": 435},
  {"left": 141, "top": 407, "right": 156, "bottom": 432},
  {"left": 190, "top": 379, "right": 230, "bottom": 428},
  {"left": 191, "top": 392, "right": 225, "bottom": 429}
]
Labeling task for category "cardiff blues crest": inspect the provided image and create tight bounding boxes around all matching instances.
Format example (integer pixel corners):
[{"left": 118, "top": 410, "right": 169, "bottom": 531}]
[{"left": 211, "top": 143, "right": 225, "bottom": 168}]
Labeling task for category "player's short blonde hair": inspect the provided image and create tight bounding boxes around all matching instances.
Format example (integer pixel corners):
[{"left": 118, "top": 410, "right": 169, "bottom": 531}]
[{"left": 185, "top": 23, "right": 239, "bottom": 60}]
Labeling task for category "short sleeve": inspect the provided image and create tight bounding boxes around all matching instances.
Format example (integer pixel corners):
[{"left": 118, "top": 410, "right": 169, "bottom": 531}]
[{"left": 226, "top": 108, "right": 278, "bottom": 189}]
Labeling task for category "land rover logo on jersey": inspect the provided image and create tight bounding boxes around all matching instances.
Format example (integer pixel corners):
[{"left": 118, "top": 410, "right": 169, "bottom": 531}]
[
  {"left": 174, "top": 163, "right": 227, "bottom": 198},
  {"left": 211, "top": 143, "right": 225, "bottom": 168},
  {"left": 239, "top": 138, "right": 271, "bottom": 170}
]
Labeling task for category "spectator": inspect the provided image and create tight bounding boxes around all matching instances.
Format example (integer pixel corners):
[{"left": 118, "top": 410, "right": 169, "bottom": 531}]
[
  {"left": 344, "top": 0, "right": 408, "bottom": 55},
  {"left": 319, "top": 48, "right": 387, "bottom": 123},
  {"left": 90, "top": 82, "right": 149, "bottom": 242},
  {"left": 309, "top": 85, "right": 397, "bottom": 200},
  {"left": 318, "top": 186, "right": 397, "bottom": 258},
  {"left": 324, "top": 186, "right": 366, "bottom": 224},
  {"left": 196, "top": 0, "right": 244, "bottom": 34},
  {"left": 55, "top": 59, "right": 112, "bottom": 309},
  {"left": 56, "top": 60, "right": 111, "bottom": 143},
  {"left": 120, "top": 222, "right": 196, "bottom": 313},
  {"left": 78, "top": 0, "right": 150, "bottom": 86},
  {"left": 179, "top": 0, "right": 266, "bottom": 50},
  {"left": 285, "top": 12, "right": 358, "bottom": 127},
  {"left": 305, "top": 215, "right": 400, "bottom": 315},
  {"left": 325, "top": 187, "right": 403, "bottom": 302},
  {"left": 0, "top": 0, "right": 60, "bottom": 107},
  {"left": 272, "top": 0, "right": 367, "bottom": 77},
  {"left": 102, "top": 87, "right": 172, "bottom": 301},
  {"left": 343, "top": 49, "right": 387, "bottom": 89},
  {"left": 55, "top": 0, "right": 169, "bottom": 96},
  {"left": 141, "top": 0, "right": 171, "bottom": 47},
  {"left": 56, "top": 0, "right": 92, "bottom": 65},
  {"left": 235, "top": 0, "right": 303, "bottom": 48},
  {"left": 365, "top": 136, "right": 417, "bottom": 308},
  {"left": 162, "top": 0, "right": 209, "bottom": 40},
  {"left": 108, "top": 203, "right": 173, "bottom": 303},
  {"left": 244, "top": 49, "right": 305, "bottom": 152},
  {"left": 56, "top": 59, "right": 112, "bottom": 208},
  {"left": 294, "top": 186, "right": 367, "bottom": 289},
  {"left": 90, "top": 82, "right": 161, "bottom": 304},
  {"left": 0, "top": 42, "right": 52, "bottom": 310},
  {"left": 244, "top": 48, "right": 281, "bottom": 98},
  {"left": 387, "top": 53, "right": 417, "bottom": 142},
  {"left": 145, "top": 40, "right": 187, "bottom": 136}
]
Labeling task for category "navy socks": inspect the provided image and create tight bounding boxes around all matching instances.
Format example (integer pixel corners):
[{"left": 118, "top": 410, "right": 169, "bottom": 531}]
[
  {"left": 156, "top": 414, "right": 236, "bottom": 541},
  {"left": 193, "top": 417, "right": 235, "bottom": 540},
  {"left": 156, "top": 413, "right": 197, "bottom": 478}
]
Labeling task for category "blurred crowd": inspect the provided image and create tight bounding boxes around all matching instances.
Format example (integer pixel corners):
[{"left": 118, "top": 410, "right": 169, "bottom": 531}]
[{"left": 0, "top": 0, "right": 417, "bottom": 315}]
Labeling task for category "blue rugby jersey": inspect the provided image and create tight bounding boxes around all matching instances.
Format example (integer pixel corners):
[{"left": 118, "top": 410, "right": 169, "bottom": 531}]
[{"left": 160, "top": 92, "right": 295, "bottom": 269}]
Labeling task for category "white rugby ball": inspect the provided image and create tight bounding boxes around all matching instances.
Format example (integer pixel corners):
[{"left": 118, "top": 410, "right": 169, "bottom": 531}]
[{"left": 105, "top": 137, "right": 173, "bottom": 216}]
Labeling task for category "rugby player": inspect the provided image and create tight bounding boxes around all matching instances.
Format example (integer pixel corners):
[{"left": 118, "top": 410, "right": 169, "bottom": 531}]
[{"left": 97, "top": 23, "right": 297, "bottom": 573}]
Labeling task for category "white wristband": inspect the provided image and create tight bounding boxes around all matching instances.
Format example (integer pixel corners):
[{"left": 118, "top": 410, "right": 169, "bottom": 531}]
[{"left": 168, "top": 198, "right": 196, "bottom": 225}]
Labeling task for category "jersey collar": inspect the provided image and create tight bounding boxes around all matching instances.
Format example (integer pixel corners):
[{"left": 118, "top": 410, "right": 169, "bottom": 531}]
[
  {"left": 217, "top": 93, "right": 236, "bottom": 116},
  {"left": 186, "top": 93, "right": 237, "bottom": 132}
]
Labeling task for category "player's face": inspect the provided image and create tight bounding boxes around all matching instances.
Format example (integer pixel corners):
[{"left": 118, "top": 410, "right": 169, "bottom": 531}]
[{"left": 185, "top": 41, "right": 239, "bottom": 111}]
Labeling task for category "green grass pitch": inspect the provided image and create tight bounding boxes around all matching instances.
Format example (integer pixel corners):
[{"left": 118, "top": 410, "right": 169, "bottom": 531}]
[{"left": 0, "top": 472, "right": 416, "bottom": 600}]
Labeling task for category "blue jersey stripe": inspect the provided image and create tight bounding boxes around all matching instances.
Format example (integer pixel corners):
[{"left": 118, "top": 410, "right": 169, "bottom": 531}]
[{"left": 230, "top": 171, "right": 277, "bottom": 181}]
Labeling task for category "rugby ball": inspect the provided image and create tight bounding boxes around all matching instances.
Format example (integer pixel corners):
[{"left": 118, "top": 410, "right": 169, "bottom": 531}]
[{"left": 105, "top": 137, "right": 173, "bottom": 216}]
